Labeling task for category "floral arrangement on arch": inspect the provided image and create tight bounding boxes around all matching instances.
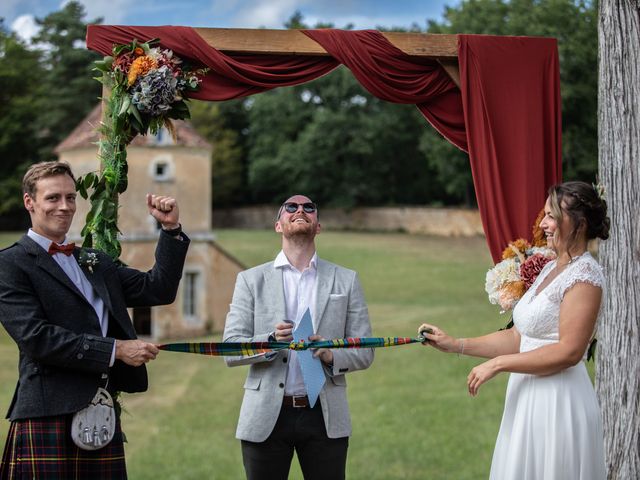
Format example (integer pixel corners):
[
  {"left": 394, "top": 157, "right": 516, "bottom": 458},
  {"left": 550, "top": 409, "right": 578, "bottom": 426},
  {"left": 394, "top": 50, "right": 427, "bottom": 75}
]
[
  {"left": 485, "top": 210, "right": 556, "bottom": 313},
  {"left": 77, "top": 39, "right": 207, "bottom": 260},
  {"left": 98, "top": 38, "right": 207, "bottom": 134}
]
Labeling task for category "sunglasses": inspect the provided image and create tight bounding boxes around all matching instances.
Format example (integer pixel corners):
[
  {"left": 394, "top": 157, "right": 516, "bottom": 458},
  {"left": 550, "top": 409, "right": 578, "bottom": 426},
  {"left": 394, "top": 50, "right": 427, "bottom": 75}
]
[{"left": 282, "top": 202, "right": 317, "bottom": 214}]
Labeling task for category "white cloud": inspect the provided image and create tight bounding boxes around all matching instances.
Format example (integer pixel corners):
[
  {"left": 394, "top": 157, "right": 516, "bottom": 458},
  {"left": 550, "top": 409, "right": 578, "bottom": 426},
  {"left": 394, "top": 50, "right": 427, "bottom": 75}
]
[
  {"left": 206, "top": 0, "right": 441, "bottom": 30},
  {"left": 310, "top": 13, "right": 430, "bottom": 29},
  {"left": 66, "top": 0, "right": 134, "bottom": 24},
  {"left": 230, "top": 0, "right": 308, "bottom": 28},
  {"left": 11, "top": 14, "right": 40, "bottom": 43}
]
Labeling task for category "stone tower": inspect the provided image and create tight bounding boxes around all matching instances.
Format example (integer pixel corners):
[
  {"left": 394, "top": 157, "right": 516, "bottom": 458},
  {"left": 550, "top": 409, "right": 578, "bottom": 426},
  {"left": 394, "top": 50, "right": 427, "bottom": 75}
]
[{"left": 56, "top": 105, "right": 243, "bottom": 339}]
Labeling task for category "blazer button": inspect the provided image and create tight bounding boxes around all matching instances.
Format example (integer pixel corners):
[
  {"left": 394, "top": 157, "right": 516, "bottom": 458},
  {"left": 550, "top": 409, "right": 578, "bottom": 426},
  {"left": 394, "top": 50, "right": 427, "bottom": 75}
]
[
  {"left": 279, "top": 383, "right": 284, "bottom": 388},
  {"left": 33, "top": 366, "right": 39, "bottom": 373},
  {"left": 77, "top": 353, "right": 84, "bottom": 360},
  {"left": 83, "top": 344, "right": 90, "bottom": 350}
]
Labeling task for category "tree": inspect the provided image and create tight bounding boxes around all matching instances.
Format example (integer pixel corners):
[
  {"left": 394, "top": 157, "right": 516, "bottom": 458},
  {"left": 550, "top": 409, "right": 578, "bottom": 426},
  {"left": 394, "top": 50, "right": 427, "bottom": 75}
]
[
  {"left": 190, "top": 99, "right": 249, "bottom": 207},
  {"left": 242, "top": 12, "right": 446, "bottom": 208},
  {"left": 0, "top": 3, "right": 101, "bottom": 228},
  {"left": 419, "top": 130, "right": 475, "bottom": 206},
  {"left": 595, "top": 1, "right": 640, "bottom": 478},
  {"left": 0, "top": 23, "right": 44, "bottom": 223},
  {"left": 245, "top": 66, "right": 441, "bottom": 208},
  {"left": 31, "top": 1, "right": 102, "bottom": 159}
]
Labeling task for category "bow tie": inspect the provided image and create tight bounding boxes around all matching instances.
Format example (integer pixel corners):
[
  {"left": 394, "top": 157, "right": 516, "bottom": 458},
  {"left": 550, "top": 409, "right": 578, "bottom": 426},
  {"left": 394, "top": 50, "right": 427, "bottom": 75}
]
[{"left": 48, "top": 242, "right": 75, "bottom": 256}]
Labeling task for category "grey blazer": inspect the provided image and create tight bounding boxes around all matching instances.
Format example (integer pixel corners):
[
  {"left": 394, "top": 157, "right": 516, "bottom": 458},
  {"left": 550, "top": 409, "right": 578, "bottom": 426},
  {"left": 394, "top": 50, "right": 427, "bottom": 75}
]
[
  {"left": 0, "top": 231, "right": 189, "bottom": 421},
  {"left": 223, "top": 258, "right": 374, "bottom": 442}
]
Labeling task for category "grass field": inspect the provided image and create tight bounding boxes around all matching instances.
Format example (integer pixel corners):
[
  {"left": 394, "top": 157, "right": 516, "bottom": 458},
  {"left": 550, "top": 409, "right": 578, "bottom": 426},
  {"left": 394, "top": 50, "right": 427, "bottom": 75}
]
[{"left": 0, "top": 230, "right": 517, "bottom": 478}]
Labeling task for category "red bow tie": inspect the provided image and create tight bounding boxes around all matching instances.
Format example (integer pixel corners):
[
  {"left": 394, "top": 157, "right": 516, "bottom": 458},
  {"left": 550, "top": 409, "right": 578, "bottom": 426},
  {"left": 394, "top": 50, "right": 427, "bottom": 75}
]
[{"left": 48, "top": 242, "right": 75, "bottom": 256}]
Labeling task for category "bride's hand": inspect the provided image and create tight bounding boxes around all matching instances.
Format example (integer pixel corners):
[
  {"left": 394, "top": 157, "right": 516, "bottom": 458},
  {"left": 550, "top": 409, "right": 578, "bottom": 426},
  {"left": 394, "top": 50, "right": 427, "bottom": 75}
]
[
  {"left": 467, "top": 359, "right": 499, "bottom": 396},
  {"left": 418, "top": 323, "right": 462, "bottom": 354}
]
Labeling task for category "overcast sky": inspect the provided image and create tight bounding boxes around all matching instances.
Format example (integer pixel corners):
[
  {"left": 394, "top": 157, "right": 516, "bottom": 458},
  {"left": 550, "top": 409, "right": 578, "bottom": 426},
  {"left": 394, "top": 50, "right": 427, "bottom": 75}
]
[{"left": 2, "top": 0, "right": 456, "bottom": 43}]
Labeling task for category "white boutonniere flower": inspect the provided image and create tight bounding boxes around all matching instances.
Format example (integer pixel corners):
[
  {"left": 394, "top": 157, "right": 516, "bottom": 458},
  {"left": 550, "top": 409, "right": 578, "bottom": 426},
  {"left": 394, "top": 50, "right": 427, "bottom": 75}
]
[{"left": 78, "top": 249, "right": 99, "bottom": 273}]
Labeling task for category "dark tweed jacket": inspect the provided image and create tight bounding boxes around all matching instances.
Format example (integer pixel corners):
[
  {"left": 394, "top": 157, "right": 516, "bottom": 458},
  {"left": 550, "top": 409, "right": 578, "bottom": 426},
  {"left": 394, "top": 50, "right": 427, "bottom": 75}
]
[{"left": 0, "top": 230, "right": 189, "bottom": 421}]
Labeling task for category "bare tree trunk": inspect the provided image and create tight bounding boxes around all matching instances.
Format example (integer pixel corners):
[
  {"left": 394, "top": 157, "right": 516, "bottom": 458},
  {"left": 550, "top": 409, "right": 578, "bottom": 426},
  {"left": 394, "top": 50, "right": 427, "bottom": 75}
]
[{"left": 596, "top": 1, "right": 640, "bottom": 479}]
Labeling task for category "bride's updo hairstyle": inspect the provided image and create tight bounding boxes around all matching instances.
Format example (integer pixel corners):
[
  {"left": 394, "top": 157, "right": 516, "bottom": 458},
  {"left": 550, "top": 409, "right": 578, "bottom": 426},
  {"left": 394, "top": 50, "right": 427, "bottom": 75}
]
[{"left": 548, "top": 181, "right": 610, "bottom": 253}]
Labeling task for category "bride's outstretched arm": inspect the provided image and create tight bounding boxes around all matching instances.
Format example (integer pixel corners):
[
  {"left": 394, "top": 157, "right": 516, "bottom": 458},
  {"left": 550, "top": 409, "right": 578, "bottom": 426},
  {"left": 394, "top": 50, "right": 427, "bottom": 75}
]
[
  {"left": 466, "top": 282, "right": 601, "bottom": 396},
  {"left": 418, "top": 323, "right": 521, "bottom": 359}
]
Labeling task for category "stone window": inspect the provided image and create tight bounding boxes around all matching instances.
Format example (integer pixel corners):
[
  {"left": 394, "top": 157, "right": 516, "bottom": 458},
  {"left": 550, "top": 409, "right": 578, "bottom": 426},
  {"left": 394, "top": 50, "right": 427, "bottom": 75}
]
[
  {"left": 183, "top": 271, "right": 201, "bottom": 324},
  {"left": 150, "top": 155, "right": 174, "bottom": 182}
]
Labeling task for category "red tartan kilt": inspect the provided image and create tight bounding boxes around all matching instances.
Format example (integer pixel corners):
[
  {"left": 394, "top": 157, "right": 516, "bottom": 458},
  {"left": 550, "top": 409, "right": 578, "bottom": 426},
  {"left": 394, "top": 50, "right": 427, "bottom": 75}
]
[{"left": 0, "top": 415, "right": 127, "bottom": 479}]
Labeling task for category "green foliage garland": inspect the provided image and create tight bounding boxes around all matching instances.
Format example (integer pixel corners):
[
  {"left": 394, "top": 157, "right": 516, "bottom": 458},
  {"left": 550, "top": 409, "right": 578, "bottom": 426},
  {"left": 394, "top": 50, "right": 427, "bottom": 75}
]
[{"left": 76, "top": 39, "right": 206, "bottom": 260}]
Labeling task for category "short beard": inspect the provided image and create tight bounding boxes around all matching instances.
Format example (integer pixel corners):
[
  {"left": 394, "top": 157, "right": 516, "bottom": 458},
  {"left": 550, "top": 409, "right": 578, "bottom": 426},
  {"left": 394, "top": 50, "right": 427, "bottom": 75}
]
[{"left": 282, "top": 223, "right": 316, "bottom": 244}]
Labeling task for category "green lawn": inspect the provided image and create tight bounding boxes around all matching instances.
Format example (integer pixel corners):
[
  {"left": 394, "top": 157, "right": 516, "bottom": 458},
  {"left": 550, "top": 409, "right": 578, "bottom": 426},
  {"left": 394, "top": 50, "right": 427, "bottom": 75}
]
[{"left": 0, "top": 230, "right": 513, "bottom": 478}]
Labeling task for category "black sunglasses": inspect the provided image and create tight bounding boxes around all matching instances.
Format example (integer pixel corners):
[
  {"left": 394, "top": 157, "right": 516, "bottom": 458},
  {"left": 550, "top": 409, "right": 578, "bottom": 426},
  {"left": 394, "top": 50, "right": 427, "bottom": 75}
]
[{"left": 282, "top": 202, "right": 317, "bottom": 214}]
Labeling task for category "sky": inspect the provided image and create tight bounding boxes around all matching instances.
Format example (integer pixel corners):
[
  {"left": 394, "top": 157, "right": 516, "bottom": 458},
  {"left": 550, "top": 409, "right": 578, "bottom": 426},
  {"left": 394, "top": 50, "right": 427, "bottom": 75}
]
[{"left": 2, "top": 0, "right": 456, "bottom": 43}]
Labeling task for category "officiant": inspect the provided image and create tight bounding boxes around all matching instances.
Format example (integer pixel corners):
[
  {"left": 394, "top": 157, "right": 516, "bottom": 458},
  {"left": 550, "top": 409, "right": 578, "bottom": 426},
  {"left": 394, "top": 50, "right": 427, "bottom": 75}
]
[
  {"left": 223, "top": 194, "right": 374, "bottom": 480},
  {"left": 0, "top": 161, "right": 189, "bottom": 479}
]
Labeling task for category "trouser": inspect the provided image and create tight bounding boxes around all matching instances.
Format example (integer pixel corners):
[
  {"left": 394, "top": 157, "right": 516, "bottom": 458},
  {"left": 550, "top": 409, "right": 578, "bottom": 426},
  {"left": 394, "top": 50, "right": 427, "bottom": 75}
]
[{"left": 241, "top": 402, "right": 349, "bottom": 480}]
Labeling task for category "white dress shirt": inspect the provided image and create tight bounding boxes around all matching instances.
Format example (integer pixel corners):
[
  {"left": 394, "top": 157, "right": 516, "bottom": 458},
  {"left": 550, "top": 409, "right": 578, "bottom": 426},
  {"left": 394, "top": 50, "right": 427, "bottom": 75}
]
[
  {"left": 28, "top": 229, "right": 115, "bottom": 365},
  {"left": 274, "top": 250, "right": 318, "bottom": 396}
]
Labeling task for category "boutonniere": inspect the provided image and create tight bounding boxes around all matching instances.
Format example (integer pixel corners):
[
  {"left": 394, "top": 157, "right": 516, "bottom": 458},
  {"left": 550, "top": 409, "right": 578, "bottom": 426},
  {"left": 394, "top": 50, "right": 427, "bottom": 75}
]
[{"left": 78, "top": 249, "right": 99, "bottom": 273}]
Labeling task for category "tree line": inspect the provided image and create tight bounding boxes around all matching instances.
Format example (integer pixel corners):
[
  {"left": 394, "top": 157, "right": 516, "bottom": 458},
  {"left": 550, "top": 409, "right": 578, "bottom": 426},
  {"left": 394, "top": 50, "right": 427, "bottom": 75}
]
[{"left": 0, "top": 1, "right": 597, "bottom": 227}]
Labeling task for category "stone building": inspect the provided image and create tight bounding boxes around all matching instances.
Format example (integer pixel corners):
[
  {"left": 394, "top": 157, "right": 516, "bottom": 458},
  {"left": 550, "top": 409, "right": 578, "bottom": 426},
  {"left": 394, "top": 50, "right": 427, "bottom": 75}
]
[{"left": 56, "top": 105, "right": 244, "bottom": 340}]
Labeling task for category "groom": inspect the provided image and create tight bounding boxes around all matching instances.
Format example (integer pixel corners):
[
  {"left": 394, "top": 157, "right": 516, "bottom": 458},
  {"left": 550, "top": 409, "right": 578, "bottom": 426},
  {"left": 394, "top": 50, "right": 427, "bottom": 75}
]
[
  {"left": 223, "top": 194, "right": 374, "bottom": 480},
  {"left": 0, "top": 161, "right": 189, "bottom": 479}
]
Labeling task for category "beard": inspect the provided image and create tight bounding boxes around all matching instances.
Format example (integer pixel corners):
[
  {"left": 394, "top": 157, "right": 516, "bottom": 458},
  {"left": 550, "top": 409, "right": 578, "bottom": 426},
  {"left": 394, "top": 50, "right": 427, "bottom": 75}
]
[{"left": 281, "top": 216, "right": 317, "bottom": 241}]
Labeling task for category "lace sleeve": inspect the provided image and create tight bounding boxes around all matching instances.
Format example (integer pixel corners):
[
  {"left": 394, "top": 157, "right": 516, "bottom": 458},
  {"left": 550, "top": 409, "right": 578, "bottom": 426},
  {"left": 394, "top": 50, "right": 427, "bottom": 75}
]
[{"left": 559, "top": 256, "right": 605, "bottom": 299}]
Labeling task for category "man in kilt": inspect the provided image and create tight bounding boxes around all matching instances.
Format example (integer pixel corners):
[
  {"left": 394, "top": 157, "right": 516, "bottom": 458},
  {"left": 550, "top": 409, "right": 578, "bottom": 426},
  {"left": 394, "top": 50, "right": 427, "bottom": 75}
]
[{"left": 0, "top": 161, "right": 189, "bottom": 479}]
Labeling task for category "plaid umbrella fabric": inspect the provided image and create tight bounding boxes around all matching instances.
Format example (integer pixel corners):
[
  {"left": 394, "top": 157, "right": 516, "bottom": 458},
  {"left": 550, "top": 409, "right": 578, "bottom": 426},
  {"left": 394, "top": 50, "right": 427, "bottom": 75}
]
[{"left": 158, "top": 337, "right": 424, "bottom": 357}]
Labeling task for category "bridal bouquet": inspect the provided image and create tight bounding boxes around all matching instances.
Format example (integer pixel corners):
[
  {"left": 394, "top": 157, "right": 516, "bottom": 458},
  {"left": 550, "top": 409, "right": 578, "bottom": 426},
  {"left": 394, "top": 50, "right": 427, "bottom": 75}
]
[{"left": 485, "top": 211, "right": 555, "bottom": 312}]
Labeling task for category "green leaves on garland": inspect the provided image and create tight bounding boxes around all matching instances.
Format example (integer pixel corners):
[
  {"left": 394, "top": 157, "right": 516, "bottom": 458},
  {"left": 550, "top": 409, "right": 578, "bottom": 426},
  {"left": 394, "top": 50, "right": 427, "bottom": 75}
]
[{"left": 77, "top": 38, "right": 207, "bottom": 260}]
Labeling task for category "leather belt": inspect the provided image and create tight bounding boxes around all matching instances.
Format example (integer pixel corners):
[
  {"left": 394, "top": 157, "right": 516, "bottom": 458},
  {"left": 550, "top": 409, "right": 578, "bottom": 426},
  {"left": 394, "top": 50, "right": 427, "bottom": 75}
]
[{"left": 283, "top": 395, "right": 310, "bottom": 408}]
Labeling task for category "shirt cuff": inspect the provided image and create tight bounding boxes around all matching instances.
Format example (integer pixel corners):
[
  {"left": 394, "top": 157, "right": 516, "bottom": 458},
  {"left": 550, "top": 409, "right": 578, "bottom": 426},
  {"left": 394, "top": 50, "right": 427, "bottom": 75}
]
[{"left": 109, "top": 341, "right": 116, "bottom": 367}]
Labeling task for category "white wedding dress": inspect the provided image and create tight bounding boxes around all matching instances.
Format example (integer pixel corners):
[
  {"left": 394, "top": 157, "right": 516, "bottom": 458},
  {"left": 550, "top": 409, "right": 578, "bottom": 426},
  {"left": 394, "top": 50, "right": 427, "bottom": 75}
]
[{"left": 489, "top": 252, "right": 606, "bottom": 480}]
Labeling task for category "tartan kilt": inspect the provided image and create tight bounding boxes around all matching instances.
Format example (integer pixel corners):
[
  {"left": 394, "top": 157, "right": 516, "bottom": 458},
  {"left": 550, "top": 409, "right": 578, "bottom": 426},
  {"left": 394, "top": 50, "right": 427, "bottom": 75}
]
[{"left": 0, "top": 414, "right": 127, "bottom": 480}]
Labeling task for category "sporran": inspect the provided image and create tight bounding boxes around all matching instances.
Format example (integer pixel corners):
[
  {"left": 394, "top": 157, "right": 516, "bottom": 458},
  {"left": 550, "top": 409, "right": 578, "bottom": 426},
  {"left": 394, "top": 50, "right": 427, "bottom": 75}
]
[{"left": 71, "top": 387, "right": 116, "bottom": 450}]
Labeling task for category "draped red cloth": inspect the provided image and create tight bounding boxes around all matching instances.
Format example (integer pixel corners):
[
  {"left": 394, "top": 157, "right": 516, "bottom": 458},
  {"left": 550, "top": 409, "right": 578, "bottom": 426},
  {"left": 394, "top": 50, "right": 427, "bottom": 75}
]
[
  {"left": 86, "top": 25, "right": 561, "bottom": 262},
  {"left": 458, "top": 35, "right": 562, "bottom": 261}
]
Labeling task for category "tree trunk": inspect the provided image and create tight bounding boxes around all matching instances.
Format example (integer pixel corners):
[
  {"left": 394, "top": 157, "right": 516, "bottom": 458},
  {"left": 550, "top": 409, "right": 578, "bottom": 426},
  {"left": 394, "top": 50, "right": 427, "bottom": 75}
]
[{"left": 596, "top": 1, "right": 640, "bottom": 479}]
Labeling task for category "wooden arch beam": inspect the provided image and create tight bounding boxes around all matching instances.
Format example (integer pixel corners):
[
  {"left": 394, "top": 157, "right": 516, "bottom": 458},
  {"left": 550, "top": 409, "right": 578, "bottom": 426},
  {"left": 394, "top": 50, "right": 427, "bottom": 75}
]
[
  {"left": 193, "top": 28, "right": 458, "bottom": 57},
  {"left": 193, "top": 28, "right": 460, "bottom": 87}
]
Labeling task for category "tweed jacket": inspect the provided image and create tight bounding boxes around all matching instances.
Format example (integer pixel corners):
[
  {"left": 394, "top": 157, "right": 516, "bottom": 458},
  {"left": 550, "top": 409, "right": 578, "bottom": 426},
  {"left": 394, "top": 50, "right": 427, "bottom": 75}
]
[
  {"left": 0, "top": 231, "right": 189, "bottom": 421},
  {"left": 223, "top": 257, "right": 374, "bottom": 442}
]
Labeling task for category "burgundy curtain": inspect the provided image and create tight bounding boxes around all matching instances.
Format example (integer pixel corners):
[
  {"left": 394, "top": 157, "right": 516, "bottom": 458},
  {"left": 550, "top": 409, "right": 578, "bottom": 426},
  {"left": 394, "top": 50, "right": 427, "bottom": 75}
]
[
  {"left": 458, "top": 35, "right": 562, "bottom": 261},
  {"left": 86, "top": 25, "right": 562, "bottom": 262}
]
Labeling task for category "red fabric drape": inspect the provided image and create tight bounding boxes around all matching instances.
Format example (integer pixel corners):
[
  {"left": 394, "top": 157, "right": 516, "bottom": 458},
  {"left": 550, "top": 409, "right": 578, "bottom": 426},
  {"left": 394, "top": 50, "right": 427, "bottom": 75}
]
[
  {"left": 86, "top": 25, "right": 339, "bottom": 100},
  {"left": 458, "top": 35, "right": 562, "bottom": 260},
  {"left": 86, "top": 26, "right": 562, "bottom": 262},
  {"left": 301, "top": 29, "right": 468, "bottom": 151}
]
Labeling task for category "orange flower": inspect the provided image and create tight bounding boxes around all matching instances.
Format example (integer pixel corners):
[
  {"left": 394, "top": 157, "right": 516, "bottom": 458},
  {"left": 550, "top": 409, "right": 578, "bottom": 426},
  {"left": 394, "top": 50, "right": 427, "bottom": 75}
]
[
  {"left": 127, "top": 55, "right": 158, "bottom": 86},
  {"left": 134, "top": 47, "right": 144, "bottom": 56},
  {"left": 531, "top": 208, "right": 547, "bottom": 247},
  {"left": 502, "top": 238, "right": 530, "bottom": 260},
  {"left": 500, "top": 281, "right": 526, "bottom": 306}
]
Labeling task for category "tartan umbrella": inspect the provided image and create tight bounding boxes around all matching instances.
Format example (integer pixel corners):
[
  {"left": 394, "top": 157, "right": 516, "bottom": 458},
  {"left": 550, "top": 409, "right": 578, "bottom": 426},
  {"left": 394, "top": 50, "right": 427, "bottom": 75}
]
[{"left": 158, "top": 336, "right": 427, "bottom": 357}]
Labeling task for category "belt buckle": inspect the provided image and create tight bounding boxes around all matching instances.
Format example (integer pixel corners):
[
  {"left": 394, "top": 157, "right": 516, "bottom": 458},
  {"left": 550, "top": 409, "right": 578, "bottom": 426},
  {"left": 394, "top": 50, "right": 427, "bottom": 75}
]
[{"left": 292, "top": 395, "right": 307, "bottom": 408}]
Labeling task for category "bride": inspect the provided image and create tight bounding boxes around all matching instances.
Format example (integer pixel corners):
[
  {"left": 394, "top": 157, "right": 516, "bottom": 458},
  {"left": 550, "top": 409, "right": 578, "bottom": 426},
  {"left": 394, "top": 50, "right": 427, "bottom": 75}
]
[{"left": 419, "top": 181, "right": 609, "bottom": 479}]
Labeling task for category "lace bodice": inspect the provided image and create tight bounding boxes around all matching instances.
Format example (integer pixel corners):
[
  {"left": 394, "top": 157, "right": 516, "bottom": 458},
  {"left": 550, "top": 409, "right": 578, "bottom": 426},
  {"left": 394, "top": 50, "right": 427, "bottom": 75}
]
[{"left": 512, "top": 252, "right": 605, "bottom": 356}]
